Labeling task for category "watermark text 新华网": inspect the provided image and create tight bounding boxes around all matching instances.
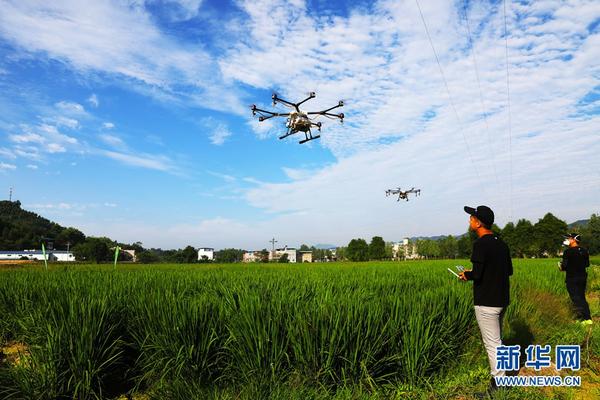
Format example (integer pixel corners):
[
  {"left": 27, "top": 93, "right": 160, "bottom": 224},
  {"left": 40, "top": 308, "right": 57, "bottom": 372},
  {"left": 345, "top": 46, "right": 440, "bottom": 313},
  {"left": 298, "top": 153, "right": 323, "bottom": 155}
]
[{"left": 494, "top": 344, "right": 581, "bottom": 387}]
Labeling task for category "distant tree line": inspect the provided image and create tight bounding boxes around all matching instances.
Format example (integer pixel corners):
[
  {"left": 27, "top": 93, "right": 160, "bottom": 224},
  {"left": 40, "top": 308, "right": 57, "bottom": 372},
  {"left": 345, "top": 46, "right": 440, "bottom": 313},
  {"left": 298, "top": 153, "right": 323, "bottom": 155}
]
[
  {"left": 339, "top": 236, "right": 391, "bottom": 262},
  {"left": 339, "top": 212, "right": 600, "bottom": 261},
  {"left": 2, "top": 200, "right": 598, "bottom": 262}
]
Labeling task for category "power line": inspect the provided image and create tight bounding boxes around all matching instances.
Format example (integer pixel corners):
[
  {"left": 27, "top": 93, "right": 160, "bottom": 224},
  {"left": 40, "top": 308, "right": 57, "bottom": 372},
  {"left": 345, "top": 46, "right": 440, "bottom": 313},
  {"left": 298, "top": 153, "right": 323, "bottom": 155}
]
[
  {"left": 415, "top": 0, "right": 486, "bottom": 195},
  {"left": 503, "top": 0, "right": 514, "bottom": 221},
  {"left": 462, "top": 5, "right": 500, "bottom": 185}
]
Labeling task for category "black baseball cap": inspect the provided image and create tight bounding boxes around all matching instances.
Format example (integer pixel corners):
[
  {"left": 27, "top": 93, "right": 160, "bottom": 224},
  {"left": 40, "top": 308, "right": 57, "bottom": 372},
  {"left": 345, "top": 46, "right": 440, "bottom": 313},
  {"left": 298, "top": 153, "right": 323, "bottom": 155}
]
[
  {"left": 464, "top": 205, "right": 494, "bottom": 227},
  {"left": 565, "top": 233, "right": 581, "bottom": 242}
]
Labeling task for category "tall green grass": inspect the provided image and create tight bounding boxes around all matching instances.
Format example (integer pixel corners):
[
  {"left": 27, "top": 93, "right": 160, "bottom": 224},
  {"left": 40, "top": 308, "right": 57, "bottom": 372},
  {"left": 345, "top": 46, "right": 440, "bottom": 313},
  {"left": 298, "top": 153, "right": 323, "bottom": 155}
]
[{"left": 0, "top": 259, "right": 591, "bottom": 398}]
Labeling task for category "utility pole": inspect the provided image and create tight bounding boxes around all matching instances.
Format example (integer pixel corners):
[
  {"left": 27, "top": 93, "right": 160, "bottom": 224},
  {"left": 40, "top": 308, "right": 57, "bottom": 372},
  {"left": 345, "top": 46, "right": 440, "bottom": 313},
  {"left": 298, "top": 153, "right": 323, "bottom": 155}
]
[
  {"left": 9, "top": 187, "right": 13, "bottom": 202},
  {"left": 269, "top": 237, "right": 279, "bottom": 261},
  {"left": 269, "top": 237, "right": 278, "bottom": 252}
]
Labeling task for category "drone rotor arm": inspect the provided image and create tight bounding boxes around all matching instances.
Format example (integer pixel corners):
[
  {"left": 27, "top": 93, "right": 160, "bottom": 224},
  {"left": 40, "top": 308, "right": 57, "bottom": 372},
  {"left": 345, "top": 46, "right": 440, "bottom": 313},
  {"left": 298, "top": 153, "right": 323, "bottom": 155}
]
[
  {"left": 307, "top": 108, "right": 338, "bottom": 115},
  {"left": 296, "top": 93, "right": 316, "bottom": 107},
  {"left": 252, "top": 107, "right": 277, "bottom": 115},
  {"left": 307, "top": 102, "right": 343, "bottom": 115},
  {"left": 308, "top": 111, "right": 344, "bottom": 119},
  {"left": 273, "top": 96, "right": 298, "bottom": 110},
  {"left": 323, "top": 103, "right": 343, "bottom": 113},
  {"left": 253, "top": 107, "right": 290, "bottom": 120},
  {"left": 257, "top": 114, "right": 276, "bottom": 121},
  {"left": 256, "top": 113, "right": 290, "bottom": 122}
]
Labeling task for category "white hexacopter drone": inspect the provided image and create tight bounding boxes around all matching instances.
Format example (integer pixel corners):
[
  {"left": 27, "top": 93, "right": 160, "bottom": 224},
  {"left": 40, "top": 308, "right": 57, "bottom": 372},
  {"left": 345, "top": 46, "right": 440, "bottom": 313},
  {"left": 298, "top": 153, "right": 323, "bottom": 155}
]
[
  {"left": 251, "top": 92, "right": 344, "bottom": 144},
  {"left": 385, "top": 187, "right": 421, "bottom": 202}
]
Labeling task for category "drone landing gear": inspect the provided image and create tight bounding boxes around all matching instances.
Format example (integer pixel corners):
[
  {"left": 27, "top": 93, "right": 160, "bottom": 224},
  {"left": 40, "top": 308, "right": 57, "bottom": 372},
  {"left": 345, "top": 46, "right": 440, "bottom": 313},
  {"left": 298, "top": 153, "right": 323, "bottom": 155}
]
[
  {"left": 279, "top": 131, "right": 294, "bottom": 140},
  {"left": 299, "top": 134, "right": 320, "bottom": 144},
  {"left": 299, "top": 127, "right": 321, "bottom": 144}
]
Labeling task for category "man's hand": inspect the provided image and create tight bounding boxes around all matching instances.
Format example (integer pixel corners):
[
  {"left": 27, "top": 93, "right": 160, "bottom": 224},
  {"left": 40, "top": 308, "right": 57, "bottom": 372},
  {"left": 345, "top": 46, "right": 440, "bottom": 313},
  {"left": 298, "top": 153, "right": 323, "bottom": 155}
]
[{"left": 458, "top": 271, "right": 469, "bottom": 281}]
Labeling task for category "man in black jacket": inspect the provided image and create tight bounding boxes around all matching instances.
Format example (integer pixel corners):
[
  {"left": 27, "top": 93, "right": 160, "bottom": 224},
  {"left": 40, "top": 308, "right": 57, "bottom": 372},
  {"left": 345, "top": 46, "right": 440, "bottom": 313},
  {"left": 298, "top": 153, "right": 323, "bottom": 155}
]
[
  {"left": 459, "top": 205, "right": 513, "bottom": 390},
  {"left": 560, "top": 233, "right": 592, "bottom": 324}
]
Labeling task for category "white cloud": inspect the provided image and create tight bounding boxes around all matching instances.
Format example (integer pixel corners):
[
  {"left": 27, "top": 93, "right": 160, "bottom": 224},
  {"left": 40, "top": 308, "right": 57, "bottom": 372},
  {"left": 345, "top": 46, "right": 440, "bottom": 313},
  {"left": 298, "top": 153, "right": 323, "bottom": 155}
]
[
  {"left": 78, "top": 217, "right": 256, "bottom": 249},
  {"left": 55, "top": 101, "right": 86, "bottom": 116},
  {"left": 13, "top": 146, "right": 42, "bottom": 161},
  {"left": 0, "top": 0, "right": 245, "bottom": 114},
  {"left": 0, "top": 162, "right": 16, "bottom": 170},
  {"left": 25, "top": 202, "right": 110, "bottom": 218},
  {"left": 29, "top": 202, "right": 74, "bottom": 210},
  {"left": 208, "top": 124, "right": 232, "bottom": 145},
  {"left": 26, "top": 164, "right": 38, "bottom": 169},
  {"left": 87, "top": 93, "right": 99, "bottom": 107},
  {"left": 207, "top": 170, "right": 236, "bottom": 182},
  {"left": 2, "top": 99, "right": 179, "bottom": 174},
  {"left": 50, "top": 116, "right": 80, "bottom": 129},
  {"left": 102, "top": 122, "right": 115, "bottom": 129},
  {"left": 0, "top": 147, "right": 16, "bottom": 159},
  {"left": 9, "top": 132, "right": 45, "bottom": 144},
  {"left": 47, "top": 143, "right": 66, "bottom": 153},
  {"left": 197, "top": 117, "right": 233, "bottom": 145},
  {"left": 149, "top": 0, "right": 205, "bottom": 21},
  {"left": 282, "top": 166, "right": 321, "bottom": 181},
  {"left": 8, "top": 123, "right": 79, "bottom": 156},
  {"left": 94, "top": 135, "right": 181, "bottom": 173},
  {"left": 100, "top": 149, "right": 176, "bottom": 172},
  {"left": 99, "top": 133, "right": 126, "bottom": 149}
]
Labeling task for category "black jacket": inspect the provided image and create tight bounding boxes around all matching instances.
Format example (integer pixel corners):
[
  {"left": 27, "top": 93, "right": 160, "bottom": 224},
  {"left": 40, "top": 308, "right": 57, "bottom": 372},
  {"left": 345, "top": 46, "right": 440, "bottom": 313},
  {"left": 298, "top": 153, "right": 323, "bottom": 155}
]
[
  {"left": 561, "top": 246, "right": 589, "bottom": 279},
  {"left": 464, "top": 234, "right": 513, "bottom": 307}
]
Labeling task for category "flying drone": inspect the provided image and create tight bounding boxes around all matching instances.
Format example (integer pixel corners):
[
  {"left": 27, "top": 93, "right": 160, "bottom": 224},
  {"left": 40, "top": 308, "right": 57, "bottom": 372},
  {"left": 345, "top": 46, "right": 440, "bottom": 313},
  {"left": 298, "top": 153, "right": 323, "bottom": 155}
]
[
  {"left": 251, "top": 92, "right": 344, "bottom": 144},
  {"left": 385, "top": 187, "right": 421, "bottom": 202}
]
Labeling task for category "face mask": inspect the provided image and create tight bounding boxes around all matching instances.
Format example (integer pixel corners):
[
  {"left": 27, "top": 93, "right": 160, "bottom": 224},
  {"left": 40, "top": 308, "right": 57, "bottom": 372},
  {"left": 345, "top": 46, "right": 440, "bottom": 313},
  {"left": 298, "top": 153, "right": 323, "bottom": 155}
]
[{"left": 563, "top": 239, "right": 570, "bottom": 246}]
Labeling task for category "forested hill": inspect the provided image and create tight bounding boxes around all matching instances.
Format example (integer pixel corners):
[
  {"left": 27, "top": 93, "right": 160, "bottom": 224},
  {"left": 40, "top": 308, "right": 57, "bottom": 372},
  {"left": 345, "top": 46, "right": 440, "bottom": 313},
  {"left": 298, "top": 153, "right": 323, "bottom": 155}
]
[
  {"left": 0, "top": 200, "right": 85, "bottom": 251},
  {"left": 568, "top": 219, "right": 589, "bottom": 228}
]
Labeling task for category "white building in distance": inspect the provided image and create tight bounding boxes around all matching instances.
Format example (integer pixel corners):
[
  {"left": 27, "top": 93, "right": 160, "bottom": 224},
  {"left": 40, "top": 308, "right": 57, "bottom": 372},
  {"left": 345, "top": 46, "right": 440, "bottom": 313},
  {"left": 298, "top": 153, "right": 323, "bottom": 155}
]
[
  {"left": 197, "top": 247, "right": 214, "bottom": 261},
  {"left": 243, "top": 251, "right": 261, "bottom": 263},
  {"left": 0, "top": 250, "right": 75, "bottom": 262},
  {"left": 269, "top": 247, "right": 298, "bottom": 263},
  {"left": 392, "top": 238, "right": 420, "bottom": 260},
  {"left": 299, "top": 251, "right": 313, "bottom": 263}
]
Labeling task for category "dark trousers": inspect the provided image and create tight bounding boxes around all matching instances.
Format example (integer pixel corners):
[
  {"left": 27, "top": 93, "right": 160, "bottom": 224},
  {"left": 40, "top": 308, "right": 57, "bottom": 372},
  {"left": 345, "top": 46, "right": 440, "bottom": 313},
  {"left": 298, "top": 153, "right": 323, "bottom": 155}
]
[{"left": 566, "top": 276, "right": 591, "bottom": 320}]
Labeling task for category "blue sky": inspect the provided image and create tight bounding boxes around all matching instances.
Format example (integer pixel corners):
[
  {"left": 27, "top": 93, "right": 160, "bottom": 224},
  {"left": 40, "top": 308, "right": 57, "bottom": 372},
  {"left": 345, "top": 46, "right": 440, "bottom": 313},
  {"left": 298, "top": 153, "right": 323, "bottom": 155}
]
[{"left": 0, "top": 0, "right": 599, "bottom": 250}]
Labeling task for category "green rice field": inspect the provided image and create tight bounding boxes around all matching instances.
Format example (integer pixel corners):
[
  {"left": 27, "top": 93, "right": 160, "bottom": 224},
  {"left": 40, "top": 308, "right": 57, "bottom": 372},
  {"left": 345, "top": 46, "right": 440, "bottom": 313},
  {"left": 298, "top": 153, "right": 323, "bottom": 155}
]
[{"left": 1, "top": 259, "right": 598, "bottom": 399}]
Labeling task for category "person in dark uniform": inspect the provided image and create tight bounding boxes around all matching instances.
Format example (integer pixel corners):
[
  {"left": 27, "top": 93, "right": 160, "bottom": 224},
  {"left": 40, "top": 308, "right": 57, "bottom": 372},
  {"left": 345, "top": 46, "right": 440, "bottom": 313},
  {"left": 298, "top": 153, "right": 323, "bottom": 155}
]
[
  {"left": 458, "top": 205, "right": 513, "bottom": 393},
  {"left": 559, "top": 233, "right": 592, "bottom": 324}
]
